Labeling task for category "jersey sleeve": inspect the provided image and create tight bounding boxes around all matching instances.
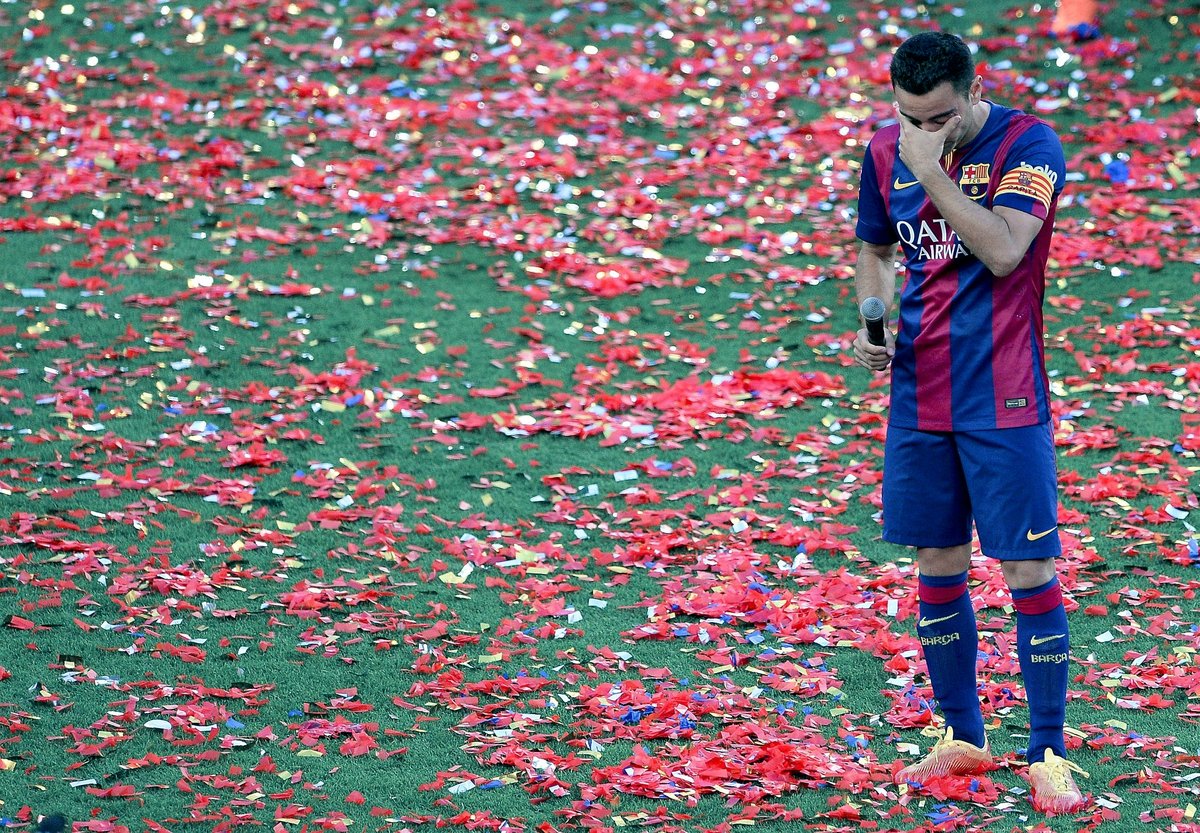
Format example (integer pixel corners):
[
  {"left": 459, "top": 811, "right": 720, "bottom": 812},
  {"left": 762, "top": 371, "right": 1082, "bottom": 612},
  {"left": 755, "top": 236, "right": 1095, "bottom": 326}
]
[
  {"left": 992, "top": 122, "right": 1066, "bottom": 221},
  {"left": 855, "top": 136, "right": 899, "bottom": 245}
]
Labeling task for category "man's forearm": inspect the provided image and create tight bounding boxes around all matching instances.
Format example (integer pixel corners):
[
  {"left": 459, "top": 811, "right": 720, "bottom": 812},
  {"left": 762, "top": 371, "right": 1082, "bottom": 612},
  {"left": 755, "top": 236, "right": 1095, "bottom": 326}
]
[
  {"left": 855, "top": 245, "right": 898, "bottom": 313},
  {"left": 918, "top": 169, "right": 1024, "bottom": 276}
]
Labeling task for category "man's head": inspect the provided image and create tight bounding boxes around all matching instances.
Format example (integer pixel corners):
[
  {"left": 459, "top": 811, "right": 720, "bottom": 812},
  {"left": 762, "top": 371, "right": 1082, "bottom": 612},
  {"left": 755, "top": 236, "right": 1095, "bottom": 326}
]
[
  {"left": 890, "top": 31, "right": 985, "bottom": 152},
  {"left": 890, "top": 31, "right": 975, "bottom": 98}
]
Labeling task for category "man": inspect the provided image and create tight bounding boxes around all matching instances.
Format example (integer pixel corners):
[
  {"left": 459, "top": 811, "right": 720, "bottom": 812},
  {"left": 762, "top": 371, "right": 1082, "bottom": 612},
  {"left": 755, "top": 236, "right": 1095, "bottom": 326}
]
[{"left": 851, "top": 31, "right": 1086, "bottom": 815}]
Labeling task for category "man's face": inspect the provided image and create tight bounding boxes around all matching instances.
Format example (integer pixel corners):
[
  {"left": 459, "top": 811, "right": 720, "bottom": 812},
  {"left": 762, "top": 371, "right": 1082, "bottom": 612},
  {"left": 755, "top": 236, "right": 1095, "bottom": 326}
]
[{"left": 894, "top": 78, "right": 981, "bottom": 153}]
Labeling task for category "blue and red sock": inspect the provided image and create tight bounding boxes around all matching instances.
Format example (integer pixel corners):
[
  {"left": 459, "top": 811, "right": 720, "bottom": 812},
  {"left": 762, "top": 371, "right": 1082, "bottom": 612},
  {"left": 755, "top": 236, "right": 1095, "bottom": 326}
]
[
  {"left": 1012, "top": 577, "right": 1070, "bottom": 763},
  {"left": 917, "top": 571, "right": 985, "bottom": 748}
]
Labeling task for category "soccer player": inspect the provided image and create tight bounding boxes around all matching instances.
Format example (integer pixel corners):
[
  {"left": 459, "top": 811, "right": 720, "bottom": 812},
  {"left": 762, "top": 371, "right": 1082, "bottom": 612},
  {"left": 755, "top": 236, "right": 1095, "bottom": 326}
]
[{"left": 851, "top": 31, "right": 1087, "bottom": 815}]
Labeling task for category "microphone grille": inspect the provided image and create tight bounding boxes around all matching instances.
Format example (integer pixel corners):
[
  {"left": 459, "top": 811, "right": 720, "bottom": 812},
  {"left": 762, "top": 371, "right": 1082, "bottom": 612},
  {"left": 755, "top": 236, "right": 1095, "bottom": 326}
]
[{"left": 860, "top": 296, "right": 886, "bottom": 320}]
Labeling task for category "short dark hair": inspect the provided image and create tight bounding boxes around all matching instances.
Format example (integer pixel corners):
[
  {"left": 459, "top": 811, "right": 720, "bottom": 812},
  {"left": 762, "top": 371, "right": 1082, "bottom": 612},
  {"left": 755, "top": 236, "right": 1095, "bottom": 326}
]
[{"left": 890, "top": 32, "right": 975, "bottom": 97}]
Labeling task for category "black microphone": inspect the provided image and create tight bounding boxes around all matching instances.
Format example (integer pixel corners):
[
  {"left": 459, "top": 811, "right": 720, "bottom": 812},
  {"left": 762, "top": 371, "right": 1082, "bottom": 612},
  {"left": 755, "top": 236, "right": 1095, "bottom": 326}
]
[{"left": 860, "top": 296, "right": 887, "bottom": 347}]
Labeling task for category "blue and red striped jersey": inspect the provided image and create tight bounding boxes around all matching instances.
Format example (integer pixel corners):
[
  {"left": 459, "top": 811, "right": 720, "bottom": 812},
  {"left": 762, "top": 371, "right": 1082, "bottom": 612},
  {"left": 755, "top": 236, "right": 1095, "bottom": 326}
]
[{"left": 856, "top": 103, "right": 1066, "bottom": 431}]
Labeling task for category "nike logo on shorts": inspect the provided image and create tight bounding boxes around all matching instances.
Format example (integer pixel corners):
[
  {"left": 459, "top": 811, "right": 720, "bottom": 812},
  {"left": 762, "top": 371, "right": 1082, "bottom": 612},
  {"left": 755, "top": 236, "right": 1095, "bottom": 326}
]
[{"left": 1026, "top": 526, "right": 1058, "bottom": 541}]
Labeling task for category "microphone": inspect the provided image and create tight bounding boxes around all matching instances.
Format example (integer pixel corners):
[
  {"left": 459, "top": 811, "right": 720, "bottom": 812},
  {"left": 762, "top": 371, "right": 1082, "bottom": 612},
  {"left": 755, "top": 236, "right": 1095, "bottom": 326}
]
[{"left": 860, "top": 296, "right": 887, "bottom": 346}]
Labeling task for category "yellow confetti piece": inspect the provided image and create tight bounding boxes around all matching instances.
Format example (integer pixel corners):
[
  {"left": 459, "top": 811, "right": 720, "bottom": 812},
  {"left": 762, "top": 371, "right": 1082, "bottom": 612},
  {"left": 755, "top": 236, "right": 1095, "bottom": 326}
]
[
  {"left": 439, "top": 563, "right": 474, "bottom": 585},
  {"left": 297, "top": 749, "right": 324, "bottom": 757},
  {"left": 0, "top": 758, "right": 16, "bottom": 771},
  {"left": 319, "top": 401, "right": 346, "bottom": 413}
]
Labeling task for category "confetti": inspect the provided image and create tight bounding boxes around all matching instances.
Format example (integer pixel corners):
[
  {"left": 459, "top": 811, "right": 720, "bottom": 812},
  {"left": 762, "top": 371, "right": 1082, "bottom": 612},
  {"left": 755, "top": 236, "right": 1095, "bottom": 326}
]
[{"left": 0, "top": 1, "right": 1194, "bottom": 832}]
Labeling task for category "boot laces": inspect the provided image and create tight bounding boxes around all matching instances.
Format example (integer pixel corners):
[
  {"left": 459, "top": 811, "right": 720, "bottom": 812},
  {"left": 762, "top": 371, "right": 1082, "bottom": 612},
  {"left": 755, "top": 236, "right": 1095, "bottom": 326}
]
[{"left": 1041, "top": 751, "right": 1087, "bottom": 790}]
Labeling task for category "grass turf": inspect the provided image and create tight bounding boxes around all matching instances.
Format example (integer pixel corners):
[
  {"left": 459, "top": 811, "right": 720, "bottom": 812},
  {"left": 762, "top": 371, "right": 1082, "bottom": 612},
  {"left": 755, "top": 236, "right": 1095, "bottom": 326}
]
[{"left": 0, "top": 0, "right": 1198, "bottom": 831}]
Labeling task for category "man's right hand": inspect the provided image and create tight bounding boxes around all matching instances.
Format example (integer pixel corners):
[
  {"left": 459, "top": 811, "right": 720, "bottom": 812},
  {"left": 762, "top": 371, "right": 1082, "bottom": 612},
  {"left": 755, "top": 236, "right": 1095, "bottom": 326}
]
[{"left": 853, "top": 327, "right": 895, "bottom": 372}]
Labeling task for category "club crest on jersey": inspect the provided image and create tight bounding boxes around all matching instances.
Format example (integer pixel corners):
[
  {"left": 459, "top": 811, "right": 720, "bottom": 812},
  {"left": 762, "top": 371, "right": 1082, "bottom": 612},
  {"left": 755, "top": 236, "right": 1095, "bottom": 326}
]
[{"left": 959, "top": 163, "right": 991, "bottom": 199}]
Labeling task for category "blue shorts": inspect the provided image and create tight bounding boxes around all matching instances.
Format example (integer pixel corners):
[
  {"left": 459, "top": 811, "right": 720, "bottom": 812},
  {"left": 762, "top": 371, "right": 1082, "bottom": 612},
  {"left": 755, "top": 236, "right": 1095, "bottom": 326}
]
[{"left": 881, "top": 422, "right": 1061, "bottom": 560}]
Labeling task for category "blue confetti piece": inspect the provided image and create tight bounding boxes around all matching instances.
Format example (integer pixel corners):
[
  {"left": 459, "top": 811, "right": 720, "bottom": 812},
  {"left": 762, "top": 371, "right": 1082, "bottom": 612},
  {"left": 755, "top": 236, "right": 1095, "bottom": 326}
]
[
  {"left": 1104, "top": 159, "right": 1130, "bottom": 183},
  {"left": 620, "top": 708, "right": 647, "bottom": 725}
]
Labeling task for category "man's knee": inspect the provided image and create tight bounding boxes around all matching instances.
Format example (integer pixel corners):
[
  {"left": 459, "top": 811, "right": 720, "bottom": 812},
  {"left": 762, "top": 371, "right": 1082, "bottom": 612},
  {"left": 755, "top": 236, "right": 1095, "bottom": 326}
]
[
  {"left": 916, "top": 544, "right": 972, "bottom": 576},
  {"left": 1001, "top": 558, "right": 1056, "bottom": 591}
]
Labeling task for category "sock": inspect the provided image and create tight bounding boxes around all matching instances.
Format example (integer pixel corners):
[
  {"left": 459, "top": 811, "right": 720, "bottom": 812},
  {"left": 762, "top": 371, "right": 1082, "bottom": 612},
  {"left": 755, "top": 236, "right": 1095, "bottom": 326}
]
[
  {"left": 917, "top": 571, "right": 985, "bottom": 748},
  {"left": 1012, "top": 577, "right": 1070, "bottom": 763}
]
